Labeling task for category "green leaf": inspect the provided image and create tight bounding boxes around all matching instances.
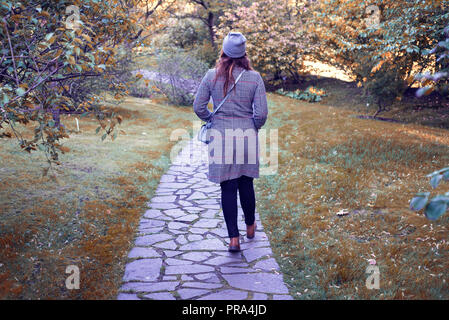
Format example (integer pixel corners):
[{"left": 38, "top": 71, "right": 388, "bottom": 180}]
[
  {"left": 427, "top": 167, "right": 449, "bottom": 177},
  {"left": 410, "top": 192, "right": 429, "bottom": 211},
  {"left": 16, "top": 88, "right": 26, "bottom": 97},
  {"left": 2, "top": 93, "right": 9, "bottom": 105},
  {"left": 438, "top": 39, "right": 449, "bottom": 50},
  {"left": 443, "top": 170, "right": 449, "bottom": 181},
  {"left": 416, "top": 86, "right": 433, "bottom": 98},
  {"left": 95, "top": 126, "right": 101, "bottom": 134},
  {"left": 424, "top": 197, "right": 448, "bottom": 220},
  {"left": 45, "top": 32, "right": 54, "bottom": 41},
  {"left": 48, "top": 120, "right": 55, "bottom": 128},
  {"left": 101, "top": 133, "right": 107, "bottom": 141},
  {"left": 430, "top": 174, "right": 443, "bottom": 189}
]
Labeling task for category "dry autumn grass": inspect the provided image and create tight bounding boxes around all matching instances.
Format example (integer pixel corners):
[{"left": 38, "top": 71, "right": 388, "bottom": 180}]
[
  {"left": 0, "top": 95, "right": 196, "bottom": 299},
  {"left": 256, "top": 93, "right": 449, "bottom": 300},
  {"left": 1, "top": 82, "right": 447, "bottom": 300}
]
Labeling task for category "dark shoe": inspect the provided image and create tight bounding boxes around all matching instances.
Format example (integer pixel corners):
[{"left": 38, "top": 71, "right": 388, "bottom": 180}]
[
  {"left": 246, "top": 222, "right": 257, "bottom": 239},
  {"left": 228, "top": 237, "right": 240, "bottom": 252},
  {"left": 228, "top": 244, "right": 240, "bottom": 252}
]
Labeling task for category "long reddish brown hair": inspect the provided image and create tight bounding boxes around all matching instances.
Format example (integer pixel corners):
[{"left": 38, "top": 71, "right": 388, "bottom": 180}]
[{"left": 213, "top": 50, "right": 253, "bottom": 96}]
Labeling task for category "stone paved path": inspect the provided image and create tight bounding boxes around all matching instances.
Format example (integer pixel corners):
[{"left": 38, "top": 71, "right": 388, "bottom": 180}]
[{"left": 117, "top": 138, "right": 292, "bottom": 300}]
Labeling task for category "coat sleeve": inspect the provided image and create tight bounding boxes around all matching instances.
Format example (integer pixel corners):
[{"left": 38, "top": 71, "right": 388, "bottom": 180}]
[
  {"left": 193, "top": 70, "right": 213, "bottom": 122},
  {"left": 252, "top": 73, "right": 268, "bottom": 130}
]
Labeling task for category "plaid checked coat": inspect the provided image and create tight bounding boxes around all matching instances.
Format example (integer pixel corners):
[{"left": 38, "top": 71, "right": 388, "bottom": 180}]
[{"left": 193, "top": 66, "right": 268, "bottom": 184}]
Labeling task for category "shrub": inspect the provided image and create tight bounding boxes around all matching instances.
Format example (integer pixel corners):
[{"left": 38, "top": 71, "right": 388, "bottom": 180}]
[
  {"left": 410, "top": 25, "right": 449, "bottom": 221},
  {"left": 155, "top": 18, "right": 218, "bottom": 68},
  {"left": 0, "top": 0, "right": 156, "bottom": 163},
  {"left": 410, "top": 168, "right": 449, "bottom": 220},
  {"left": 359, "top": 62, "right": 408, "bottom": 117},
  {"left": 276, "top": 86, "right": 327, "bottom": 103},
  {"left": 151, "top": 49, "right": 209, "bottom": 106},
  {"left": 127, "top": 79, "right": 153, "bottom": 99},
  {"left": 415, "top": 25, "right": 449, "bottom": 97}
]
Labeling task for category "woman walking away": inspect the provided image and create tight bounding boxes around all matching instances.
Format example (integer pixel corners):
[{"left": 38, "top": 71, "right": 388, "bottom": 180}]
[{"left": 193, "top": 32, "right": 268, "bottom": 252}]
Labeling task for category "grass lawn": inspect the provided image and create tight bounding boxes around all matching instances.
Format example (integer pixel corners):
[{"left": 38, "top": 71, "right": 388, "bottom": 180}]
[
  {"left": 256, "top": 93, "right": 449, "bottom": 299},
  {"left": 0, "top": 95, "right": 196, "bottom": 299},
  {"left": 1, "top": 84, "right": 447, "bottom": 300}
]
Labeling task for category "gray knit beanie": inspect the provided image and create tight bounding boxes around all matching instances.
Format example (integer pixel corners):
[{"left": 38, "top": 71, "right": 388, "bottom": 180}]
[{"left": 222, "top": 32, "right": 247, "bottom": 58}]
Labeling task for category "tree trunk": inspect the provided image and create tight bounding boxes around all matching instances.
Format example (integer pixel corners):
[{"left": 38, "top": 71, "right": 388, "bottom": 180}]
[
  {"left": 207, "top": 12, "right": 216, "bottom": 50},
  {"left": 52, "top": 107, "right": 61, "bottom": 127},
  {"left": 373, "top": 99, "right": 383, "bottom": 118}
]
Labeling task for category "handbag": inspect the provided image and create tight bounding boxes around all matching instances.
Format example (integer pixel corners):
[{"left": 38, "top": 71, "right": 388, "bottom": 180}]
[{"left": 197, "top": 69, "right": 246, "bottom": 144}]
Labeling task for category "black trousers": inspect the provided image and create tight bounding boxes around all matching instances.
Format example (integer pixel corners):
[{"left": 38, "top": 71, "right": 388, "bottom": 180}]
[{"left": 220, "top": 175, "right": 256, "bottom": 238}]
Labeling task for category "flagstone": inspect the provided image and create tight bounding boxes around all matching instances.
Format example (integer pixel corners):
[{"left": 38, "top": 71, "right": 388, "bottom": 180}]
[
  {"left": 135, "top": 234, "right": 172, "bottom": 246},
  {"left": 179, "top": 239, "right": 227, "bottom": 251},
  {"left": 182, "top": 282, "right": 223, "bottom": 289},
  {"left": 166, "top": 258, "right": 193, "bottom": 266},
  {"left": 181, "top": 251, "right": 211, "bottom": 261},
  {"left": 189, "top": 227, "right": 208, "bottom": 234},
  {"left": 121, "top": 281, "right": 179, "bottom": 293},
  {"left": 122, "top": 258, "right": 162, "bottom": 282},
  {"left": 204, "top": 256, "right": 244, "bottom": 266},
  {"left": 186, "top": 191, "right": 208, "bottom": 200},
  {"left": 137, "top": 227, "right": 164, "bottom": 235},
  {"left": 168, "top": 221, "right": 190, "bottom": 230},
  {"left": 184, "top": 206, "right": 204, "bottom": 212},
  {"left": 164, "top": 208, "right": 187, "bottom": 218},
  {"left": 201, "top": 209, "right": 219, "bottom": 218},
  {"left": 242, "top": 247, "right": 273, "bottom": 262},
  {"left": 159, "top": 182, "right": 192, "bottom": 189},
  {"left": 139, "top": 219, "right": 165, "bottom": 229},
  {"left": 175, "top": 235, "right": 188, "bottom": 245},
  {"left": 254, "top": 258, "right": 280, "bottom": 271},
  {"left": 176, "top": 214, "right": 198, "bottom": 222},
  {"left": 153, "top": 240, "right": 178, "bottom": 250},
  {"left": 151, "top": 195, "right": 177, "bottom": 203},
  {"left": 143, "top": 209, "right": 163, "bottom": 219},
  {"left": 164, "top": 250, "right": 182, "bottom": 258},
  {"left": 220, "top": 267, "right": 259, "bottom": 274},
  {"left": 128, "top": 247, "right": 160, "bottom": 259},
  {"left": 175, "top": 188, "right": 191, "bottom": 195},
  {"left": 159, "top": 175, "right": 176, "bottom": 182},
  {"left": 198, "top": 289, "right": 248, "bottom": 300},
  {"left": 149, "top": 202, "right": 178, "bottom": 210},
  {"left": 117, "top": 293, "right": 140, "bottom": 300},
  {"left": 192, "top": 219, "right": 221, "bottom": 228},
  {"left": 222, "top": 273, "right": 289, "bottom": 294},
  {"left": 118, "top": 138, "right": 292, "bottom": 300},
  {"left": 165, "top": 265, "right": 214, "bottom": 275},
  {"left": 177, "top": 288, "right": 209, "bottom": 299},
  {"left": 194, "top": 273, "right": 221, "bottom": 283},
  {"left": 252, "top": 293, "right": 268, "bottom": 300},
  {"left": 143, "top": 292, "right": 176, "bottom": 300}
]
